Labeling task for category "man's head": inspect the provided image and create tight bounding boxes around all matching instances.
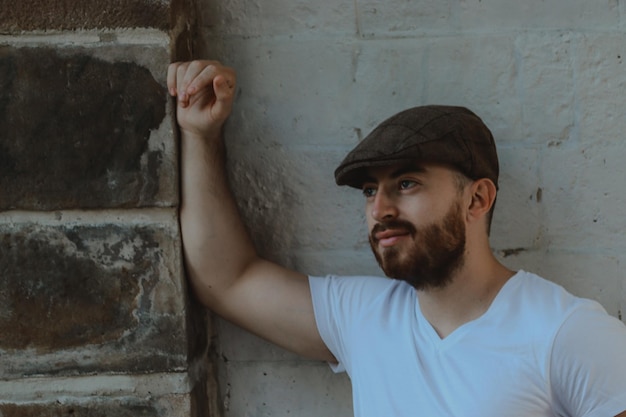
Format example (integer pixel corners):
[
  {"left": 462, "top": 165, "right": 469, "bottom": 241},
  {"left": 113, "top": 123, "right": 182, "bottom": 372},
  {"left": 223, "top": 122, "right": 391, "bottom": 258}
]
[
  {"left": 335, "top": 106, "right": 499, "bottom": 288},
  {"left": 335, "top": 105, "right": 499, "bottom": 192},
  {"left": 335, "top": 105, "right": 499, "bottom": 231}
]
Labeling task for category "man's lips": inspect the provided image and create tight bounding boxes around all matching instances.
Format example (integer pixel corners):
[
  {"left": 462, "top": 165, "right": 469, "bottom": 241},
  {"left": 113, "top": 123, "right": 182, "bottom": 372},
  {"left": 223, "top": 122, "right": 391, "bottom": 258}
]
[{"left": 374, "top": 229, "right": 411, "bottom": 248}]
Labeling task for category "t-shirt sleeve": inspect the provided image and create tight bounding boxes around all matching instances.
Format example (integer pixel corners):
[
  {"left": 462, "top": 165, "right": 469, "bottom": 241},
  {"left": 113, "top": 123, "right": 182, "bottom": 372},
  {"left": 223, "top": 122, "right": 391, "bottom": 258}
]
[
  {"left": 308, "top": 274, "right": 396, "bottom": 375},
  {"left": 308, "top": 275, "right": 350, "bottom": 373},
  {"left": 550, "top": 301, "right": 626, "bottom": 417}
]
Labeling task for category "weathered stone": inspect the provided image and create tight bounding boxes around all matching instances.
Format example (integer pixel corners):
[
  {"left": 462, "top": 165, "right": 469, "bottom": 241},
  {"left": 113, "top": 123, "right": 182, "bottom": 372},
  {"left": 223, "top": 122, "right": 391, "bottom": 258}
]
[
  {"left": 0, "top": 46, "right": 167, "bottom": 211},
  {"left": 0, "top": 393, "right": 196, "bottom": 417},
  {"left": 0, "top": 0, "right": 170, "bottom": 32},
  {"left": 0, "top": 221, "right": 188, "bottom": 377},
  {"left": 0, "top": 402, "right": 160, "bottom": 417}
]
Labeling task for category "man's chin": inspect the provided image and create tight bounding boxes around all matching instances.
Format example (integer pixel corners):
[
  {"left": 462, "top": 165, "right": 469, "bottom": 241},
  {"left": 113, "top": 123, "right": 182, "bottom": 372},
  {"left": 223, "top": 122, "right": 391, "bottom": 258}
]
[
  {"left": 371, "top": 244, "right": 417, "bottom": 280},
  {"left": 377, "top": 255, "right": 453, "bottom": 290},
  {"left": 379, "top": 259, "right": 412, "bottom": 281}
]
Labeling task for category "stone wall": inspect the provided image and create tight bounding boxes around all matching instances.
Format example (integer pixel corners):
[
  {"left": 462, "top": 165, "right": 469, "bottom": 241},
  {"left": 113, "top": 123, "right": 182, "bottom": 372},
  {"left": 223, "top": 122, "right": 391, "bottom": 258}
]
[
  {"left": 193, "top": 1, "right": 626, "bottom": 416},
  {"left": 0, "top": 1, "right": 217, "bottom": 416}
]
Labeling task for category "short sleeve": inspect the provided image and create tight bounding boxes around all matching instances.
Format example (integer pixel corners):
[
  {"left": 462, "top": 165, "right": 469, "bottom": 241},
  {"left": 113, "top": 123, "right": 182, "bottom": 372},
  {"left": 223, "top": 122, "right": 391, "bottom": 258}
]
[
  {"left": 550, "top": 301, "right": 626, "bottom": 417},
  {"left": 308, "top": 275, "right": 350, "bottom": 373},
  {"left": 308, "top": 274, "right": 401, "bottom": 375}
]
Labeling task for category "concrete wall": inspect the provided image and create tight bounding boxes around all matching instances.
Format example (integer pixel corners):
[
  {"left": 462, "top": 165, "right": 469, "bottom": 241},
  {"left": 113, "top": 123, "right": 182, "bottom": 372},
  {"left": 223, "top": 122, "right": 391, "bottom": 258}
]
[
  {"left": 193, "top": 1, "right": 626, "bottom": 416},
  {"left": 0, "top": 1, "right": 221, "bottom": 416}
]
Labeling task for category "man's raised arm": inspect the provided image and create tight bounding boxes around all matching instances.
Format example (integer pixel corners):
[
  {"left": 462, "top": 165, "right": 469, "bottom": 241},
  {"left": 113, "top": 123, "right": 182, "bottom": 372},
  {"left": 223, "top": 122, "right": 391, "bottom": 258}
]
[{"left": 168, "top": 60, "right": 333, "bottom": 362}]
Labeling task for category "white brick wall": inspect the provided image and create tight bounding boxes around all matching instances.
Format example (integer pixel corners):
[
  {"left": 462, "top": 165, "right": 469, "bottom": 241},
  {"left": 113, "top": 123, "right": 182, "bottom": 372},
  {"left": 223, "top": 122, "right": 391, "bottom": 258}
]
[{"left": 195, "top": 2, "right": 626, "bottom": 415}]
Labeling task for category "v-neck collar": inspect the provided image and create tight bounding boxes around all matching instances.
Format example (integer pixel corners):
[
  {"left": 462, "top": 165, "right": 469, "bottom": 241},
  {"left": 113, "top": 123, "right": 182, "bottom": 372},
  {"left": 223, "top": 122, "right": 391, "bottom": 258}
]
[{"left": 414, "top": 270, "right": 523, "bottom": 349}]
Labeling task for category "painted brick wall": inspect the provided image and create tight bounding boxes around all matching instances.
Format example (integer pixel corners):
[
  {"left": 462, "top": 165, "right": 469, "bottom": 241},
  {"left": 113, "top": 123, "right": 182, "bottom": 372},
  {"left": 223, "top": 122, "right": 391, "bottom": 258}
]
[
  {"left": 193, "top": 1, "right": 626, "bottom": 416},
  {"left": 0, "top": 1, "right": 218, "bottom": 416}
]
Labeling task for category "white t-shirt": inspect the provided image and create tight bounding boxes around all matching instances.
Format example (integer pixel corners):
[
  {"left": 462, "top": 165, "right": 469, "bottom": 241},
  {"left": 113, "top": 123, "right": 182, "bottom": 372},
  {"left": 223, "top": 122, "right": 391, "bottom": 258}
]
[{"left": 309, "top": 270, "right": 626, "bottom": 417}]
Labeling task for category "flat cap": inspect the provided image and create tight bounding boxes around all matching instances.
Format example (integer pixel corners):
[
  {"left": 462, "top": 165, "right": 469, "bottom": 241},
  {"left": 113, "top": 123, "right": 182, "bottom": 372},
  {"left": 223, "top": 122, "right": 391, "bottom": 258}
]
[{"left": 334, "top": 105, "right": 499, "bottom": 189}]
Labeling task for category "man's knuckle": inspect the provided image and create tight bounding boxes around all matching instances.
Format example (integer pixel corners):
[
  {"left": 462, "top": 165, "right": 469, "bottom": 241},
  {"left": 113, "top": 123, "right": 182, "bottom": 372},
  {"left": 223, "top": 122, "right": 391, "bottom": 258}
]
[{"left": 188, "top": 60, "right": 204, "bottom": 71}]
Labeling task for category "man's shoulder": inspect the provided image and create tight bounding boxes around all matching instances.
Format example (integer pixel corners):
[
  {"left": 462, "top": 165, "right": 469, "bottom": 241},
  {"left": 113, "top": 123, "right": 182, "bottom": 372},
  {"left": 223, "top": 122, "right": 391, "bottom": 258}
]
[
  {"left": 511, "top": 270, "right": 595, "bottom": 308},
  {"left": 309, "top": 273, "right": 410, "bottom": 294},
  {"left": 309, "top": 274, "right": 415, "bottom": 311},
  {"left": 503, "top": 270, "right": 607, "bottom": 330}
]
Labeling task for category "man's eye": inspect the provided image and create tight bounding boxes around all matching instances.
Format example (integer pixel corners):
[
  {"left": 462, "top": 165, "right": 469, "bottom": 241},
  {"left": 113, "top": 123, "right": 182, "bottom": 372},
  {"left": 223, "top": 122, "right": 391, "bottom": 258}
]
[
  {"left": 399, "top": 180, "right": 417, "bottom": 190},
  {"left": 362, "top": 187, "right": 377, "bottom": 198}
]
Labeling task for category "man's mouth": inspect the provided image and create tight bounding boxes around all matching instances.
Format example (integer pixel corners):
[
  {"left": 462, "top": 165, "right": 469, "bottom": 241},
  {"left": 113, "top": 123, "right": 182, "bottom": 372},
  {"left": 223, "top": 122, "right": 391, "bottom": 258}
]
[
  {"left": 370, "top": 219, "right": 417, "bottom": 249},
  {"left": 373, "top": 229, "right": 411, "bottom": 248}
]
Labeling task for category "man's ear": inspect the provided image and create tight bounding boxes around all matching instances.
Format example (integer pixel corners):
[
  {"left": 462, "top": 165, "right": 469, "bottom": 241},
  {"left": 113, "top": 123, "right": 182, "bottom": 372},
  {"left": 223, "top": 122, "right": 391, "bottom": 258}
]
[{"left": 467, "top": 178, "right": 497, "bottom": 222}]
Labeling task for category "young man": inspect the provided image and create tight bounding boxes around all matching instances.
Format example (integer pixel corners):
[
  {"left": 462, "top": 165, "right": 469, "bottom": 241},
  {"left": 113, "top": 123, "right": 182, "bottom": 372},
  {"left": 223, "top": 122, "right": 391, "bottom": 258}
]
[{"left": 168, "top": 60, "right": 626, "bottom": 417}]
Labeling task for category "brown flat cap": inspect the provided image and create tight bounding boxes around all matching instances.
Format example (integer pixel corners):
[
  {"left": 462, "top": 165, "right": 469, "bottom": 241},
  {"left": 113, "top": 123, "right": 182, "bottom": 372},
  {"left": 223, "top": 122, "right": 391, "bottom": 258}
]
[{"left": 334, "top": 105, "right": 499, "bottom": 189}]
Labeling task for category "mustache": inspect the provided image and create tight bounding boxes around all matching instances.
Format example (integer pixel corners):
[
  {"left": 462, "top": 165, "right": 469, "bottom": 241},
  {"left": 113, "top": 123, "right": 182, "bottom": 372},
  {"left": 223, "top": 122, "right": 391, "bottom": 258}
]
[{"left": 370, "top": 219, "right": 417, "bottom": 243}]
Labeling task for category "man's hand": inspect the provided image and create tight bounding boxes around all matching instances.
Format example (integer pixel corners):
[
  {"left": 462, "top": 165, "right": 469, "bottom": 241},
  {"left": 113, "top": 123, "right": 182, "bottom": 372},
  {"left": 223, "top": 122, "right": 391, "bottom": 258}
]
[{"left": 167, "top": 60, "right": 236, "bottom": 140}]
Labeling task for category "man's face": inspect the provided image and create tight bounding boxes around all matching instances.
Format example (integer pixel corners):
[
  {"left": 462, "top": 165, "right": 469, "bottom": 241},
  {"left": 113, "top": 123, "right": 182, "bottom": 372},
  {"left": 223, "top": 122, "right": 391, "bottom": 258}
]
[{"left": 363, "top": 163, "right": 468, "bottom": 290}]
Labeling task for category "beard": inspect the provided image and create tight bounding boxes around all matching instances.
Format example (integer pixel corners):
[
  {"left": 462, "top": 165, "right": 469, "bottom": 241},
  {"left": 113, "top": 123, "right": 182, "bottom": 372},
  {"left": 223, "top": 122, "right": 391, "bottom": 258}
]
[{"left": 369, "top": 200, "right": 467, "bottom": 291}]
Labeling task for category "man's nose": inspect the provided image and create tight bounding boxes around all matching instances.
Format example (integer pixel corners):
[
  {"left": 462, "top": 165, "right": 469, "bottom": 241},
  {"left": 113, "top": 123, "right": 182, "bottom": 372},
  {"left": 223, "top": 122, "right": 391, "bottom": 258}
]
[{"left": 371, "top": 190, "right": 398, "bottom": 222}]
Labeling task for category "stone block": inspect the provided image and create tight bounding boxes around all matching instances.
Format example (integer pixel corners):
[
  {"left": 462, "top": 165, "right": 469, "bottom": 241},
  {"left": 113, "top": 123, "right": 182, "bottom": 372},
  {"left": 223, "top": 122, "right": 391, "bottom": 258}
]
[
  {"left": 539, "top": 143, "right": 626, "bottom": 252},
  {"left": 356, "top": 0, "right": 453, "bottom": 37},
  {"left": 0, "top": 0, "right": 170, "bottom": 32},
  {"left": 0, "top": 401, "right": 162, "bottom": 417},
  {"left": 423, "top": 35, "right": 521, "bottom": 144},
  {"left": 206, "top": 38, "right": 362, "bottom": 148},
  {"left": 516, "top": 33, "right": 576, "bottom": 144},
  {"left": 219, "top": 361, "right": 352, "bottom": 417},
  {"left": 0, "top": 393, "right": 196, "bottom": 417},
  {"left": 490, "top": 146, "right": 541, "bottom": 252},
  {"left": 457, "top": 0, "right": 618, "bottom": 31},
  {"left": 198, "top": 0, "right": 355, "bottom": 37},
  {"left": 0, "top": 45, "right": 172, "bottom": 211},
  {"left": 227, "top": 144, "right": 368, "bottom": 261},
  {"left": 574, "top": 34, "right": 626, "bottom": 144},
  {"left": 216, "top": 318, "right": 301, "bottom": 364},
  {"left": 346, "top": 39, "right": 431, "bottom": 128},
  {"left": 0, "top": 214, "right": 189, "bottom": 377}
]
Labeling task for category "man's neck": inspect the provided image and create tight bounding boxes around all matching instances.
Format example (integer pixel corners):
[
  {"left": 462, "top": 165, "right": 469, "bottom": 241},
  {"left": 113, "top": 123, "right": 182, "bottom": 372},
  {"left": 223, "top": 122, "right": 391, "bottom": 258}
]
[{"left": 416, "top": 255, "right": 515, "bottom": 339}]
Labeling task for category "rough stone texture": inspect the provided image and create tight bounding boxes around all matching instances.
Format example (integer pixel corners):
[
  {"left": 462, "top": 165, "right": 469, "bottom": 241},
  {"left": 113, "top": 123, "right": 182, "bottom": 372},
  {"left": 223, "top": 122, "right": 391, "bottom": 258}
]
[
  {"left": 0, "top": 219, "right": 187, "bottom": 377},
  {"left": 0, "top": 46, "right": 169, "bottom": 211},
  {"left": 515, "top": 33, "right": 576, "bottom": 144},
  {"left": 0, "top": 1, "right": 210, "bottom": 416},
  {"left": 456, "top": 0, "right": 618, "bottom": 31},
  {"left": 540, "top": 142, "right": 626, "bottom": 251},
  {"left": 0, "top": 0, "right": 170, "bottom": 32},
  {"left": 0, "top": 392, "right": 195, "bottom": 417},
  {"left": 357, "top": 0, "right": 453, "bottom": 37},
  {"left": 198, "top": 0, "right": 356, "bottom": 38},
  {"left": 171, "top": 0, "right": 198, "bottom": 61},
  {"left": 218, "top": 361, "right": 353, "bottom": 417},
  {"left": 196, "top": 0, "right": 626, "bottom": 415},
  {"left": 575, "top": 34, "right": 626, "bottom": 143},
  {"left": 0, "top": 402, "right": 162, "bottom": 417}
]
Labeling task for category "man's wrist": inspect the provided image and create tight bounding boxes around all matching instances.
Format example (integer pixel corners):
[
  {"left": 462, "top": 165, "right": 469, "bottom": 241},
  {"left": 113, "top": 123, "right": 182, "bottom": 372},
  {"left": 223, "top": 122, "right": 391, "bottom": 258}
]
[{"left": 180, "top": 127, "right": 223, "bottom": 144}]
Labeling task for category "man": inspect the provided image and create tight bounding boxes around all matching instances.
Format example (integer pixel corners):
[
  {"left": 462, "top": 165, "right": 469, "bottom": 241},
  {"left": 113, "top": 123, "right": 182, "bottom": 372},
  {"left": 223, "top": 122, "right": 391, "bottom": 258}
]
[{"left": 168, "top": 60, "right": 626, "bottom": 416}]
